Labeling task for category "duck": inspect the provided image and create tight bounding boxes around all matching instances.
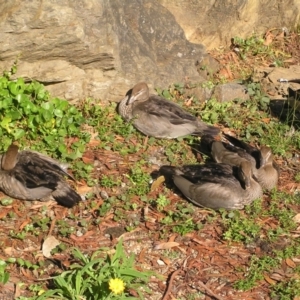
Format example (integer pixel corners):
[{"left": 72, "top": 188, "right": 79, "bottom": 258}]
[
  {"left": 200, "top": 134, "right": 279, "bottom": 190},
  {"left": 0, "top": 144, "right": 81, "bottom": 207},
  {"left": 158, "top": 161, "right": 263, "bottom": 210},
  {"left": 118, "top": 82, "right": 220, "bottom": 139}
]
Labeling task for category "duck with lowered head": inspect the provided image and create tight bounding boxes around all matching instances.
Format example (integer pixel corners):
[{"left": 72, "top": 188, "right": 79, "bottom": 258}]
[
  {"left": 0, "top": 144, "right": 81, "bottom": 207},
  {"left": 158, "top": 160, "right": 262, "bottom": 210},
  {"left": 200, "top": 134, "right": 279, "bottom": 190},
  {"left": 118, "top": 82, "right": 220, "bottom": 139}
]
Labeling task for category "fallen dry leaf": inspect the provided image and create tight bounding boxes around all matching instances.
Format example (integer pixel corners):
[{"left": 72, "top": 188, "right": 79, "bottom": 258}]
[
  {"left": 286, "top": 258, "right": 296, "bottom": 269},
  {"left": 154, "top": 242, "right": 180, "bottom": 250},
  {"left": 293, "top": 213, "right": 300, "bottom": 223},
  {"left": 151, "top": 176, "right": 165, "bottom": 191},
  {"left": 19, "top": 219, "right": 31, "bottom": 231},
  {"left": 219, "top": 67, "right": 232, "bottom": 79},
  {"left": 160, "top": 256, "right": 172, "bottom": 265},
  {"left": 82, "top": 150, "right": 95, "bottom": 164},
  {"left": 30, "top": 200, "right": 57, "bottom": 209},
  {"left": 261, "top": 118, "right": 271, "bottom": 123},
  {"left": 88, "top": 139, "right": 101, "bottom": 147},
  {"left": 264, "top": 32, "right": 274, "bottom": 46},
  {"left": 263, "top": 273, "right": 277, "bottom": 285},
  {"left": 0, "top": 208, "right": 10, "bottom": 219},
  {"left": 42, "top": 236, "right": 60, "bottom": 258},
  {"left": 184, "top": 97, "right": 193, "bottom": 107},
  {"left": 77, "top": 185, "right": 94, "bottom": 195},
  {"left": 4, "top": 247, "right": 17, "bottom": 257},
  {"left": 70, "top": 230, "right": 95, "bottom": 242}
]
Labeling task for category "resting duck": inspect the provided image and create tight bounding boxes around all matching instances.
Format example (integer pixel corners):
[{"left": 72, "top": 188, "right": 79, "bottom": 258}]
[
  {"left": 200, "top": 134, "right": 279, "bottom": 190},
  {"left": 0, "top": 144, "right": 81, "bottom": 207},
  {"left": 159, "top": 161, "right": 262, "bottom": 210},
  {"left": 118, "top": 82, "right": 220, "bottom": 139}
]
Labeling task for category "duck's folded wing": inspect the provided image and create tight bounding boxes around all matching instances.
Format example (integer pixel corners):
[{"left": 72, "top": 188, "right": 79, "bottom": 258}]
[
  {"left": 22, "top": 151, "right": 75, "bottom": 180},
  {"left": 12, "top": 166, "right": 58, "bottom": 190},
  {"left": 223, "top": 134, "right": 261, "bottom": 161},
  {"left": 141, "top": 96, "right": 197, "bottom": 123},
  {"left": 179, "top": 163, "right": 235, "bottom": 179},
  {"left": 11, "top": 152, "right": 63, "bottom": 189},
  {"left": 222, "top": 142, "right": 257, "bottom": 165},
  {"left": 159, "top": 163, "right": 239, "bottom": 186}
]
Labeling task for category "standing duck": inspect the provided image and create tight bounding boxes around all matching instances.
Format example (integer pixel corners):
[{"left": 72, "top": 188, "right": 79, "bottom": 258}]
[
  {"left": 200, "top": 134, "right": 279, "bottom": 190},
  {"left": 0, "top": 144, "right": 81, "bottom": 207},
  {"left": 159, "top": 161, "right": 262, "bottom": 210},
  {"left": 118, "top": 82, "right": 220, "bottom": 139}
]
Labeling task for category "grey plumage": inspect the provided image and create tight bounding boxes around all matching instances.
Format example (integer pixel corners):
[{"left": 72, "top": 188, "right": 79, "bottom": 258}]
[
  {"left": 0, "top": 144, "right": 81, "bottom": 208},
  {"left": 159, "top": 162, "right": 262, "bottom": 210},
  {"left": 200, "top": 134, "right": 279, "bottom": 190},
  {"left": 118, "top": 82, "right": 220, "bottom": 139}
]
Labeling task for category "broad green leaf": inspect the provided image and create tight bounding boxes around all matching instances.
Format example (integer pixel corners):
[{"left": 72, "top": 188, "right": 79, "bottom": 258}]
[
  {"left": 13, "top": 128, "right": 25, "bottom": 139},
  {"left": 0, "top": 116, "right": 12, "bottom": 132},
  {"left": 15, "top": 92, "right": 29, "bottom": 103},
  {"left": 42, "top": 109, "right": 53, "bottom": 122},
  {"left": 41, "top": 102, "right": 53, "bottom": 111},
  {"left": 54, "top": 108, "right": 64, "bottom": 118},
  {"left": 0, "top": 97, "right": 13, "bottom": 109},
  {"left": 9, "top": 109, "right": 22, "bottom": 120}
]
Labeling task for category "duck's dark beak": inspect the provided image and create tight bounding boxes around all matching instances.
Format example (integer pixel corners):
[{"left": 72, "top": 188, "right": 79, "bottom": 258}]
[
  {"left": 125, "top": 94, "right": 133, "bottom": 105},
  {"left": 260, "top": 155, "right": 266, "bottom": 167}
]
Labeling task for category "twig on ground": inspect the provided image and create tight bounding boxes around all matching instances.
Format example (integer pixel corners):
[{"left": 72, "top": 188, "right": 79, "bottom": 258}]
[
  {"left": 162, "top": 269, "right": 183, "bottom": 300},
  {"left": 188, "top": 282, "right": 226, "bottom": 300}
]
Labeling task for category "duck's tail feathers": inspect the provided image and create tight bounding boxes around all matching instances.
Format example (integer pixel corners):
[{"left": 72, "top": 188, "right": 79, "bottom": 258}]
[
  {"left": 158, "top": 165, "right": 183, "bottom": 180},
  {"left": 52, "top": 184, "right": 81, "bottom": 208},
  {"left": 194, "top": 124, "right": 220, "bottom": 137}
]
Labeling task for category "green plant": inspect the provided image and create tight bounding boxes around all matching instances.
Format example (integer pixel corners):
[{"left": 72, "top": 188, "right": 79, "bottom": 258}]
[
  {"left": 201, "top": 81, "right": 215, "bottom": 89},
  {"left": 56, "top": 219, "right": 76, "bottom": 237},
  {"left": 160, "top": 203, "right": 199, "bottom": 235},
  {"left": 31, "top": 216, "right": 51, "bottom": 232},
  {"left": 233, "top": 35, "right": 268, "bottom": 60},
  {"left": 234, "top": 255, "right": 279, "bottom": 290},
  {"left": 222, "top": 210, "right": 261, "bottom": 243},
  {"left": 156, "top": 194, "right": 170, "bottom": 211},
  {"left": 0, "top": 74, "right": 90, "bottom": 159},
  {"left": 100, "top": 174, "right": 121, "bottom": 188},
  {"left": 35, "top": 239, "right": 154, "bottom": 300},
  {"left": 126, "top": 162, "right": 151, "bottom": 196},
  {"left": 232, "top": 34, "right": 287, "bottom": 66},
  {"left": 271, "top": 278, "right": 300, "bottom": 299},
  {"left": 295, "top": 173, "right": 300, "bottom": 183},
  {"left": 0, "top": 197, "right": 13, "bottom": 206},
  {"left": 0, "top": 260, "right": 9, "bottom": 284},
  {"left": 246, "top": 82, "right": 270, "bottom": 111}
]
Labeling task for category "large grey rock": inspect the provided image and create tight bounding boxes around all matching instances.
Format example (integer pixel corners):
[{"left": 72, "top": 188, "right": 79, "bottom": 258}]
[
  {"left": 0, "top": 0, "right": 206, "bottom": 103},
  {"left": 252, "top": 65, "right": 300, "bottom": 98},
  {"left": 159, "top": 0, "right": 300, "bottom": 49},
  {"left": 212, "top": 83, "right": 249, "bottom": 102}
]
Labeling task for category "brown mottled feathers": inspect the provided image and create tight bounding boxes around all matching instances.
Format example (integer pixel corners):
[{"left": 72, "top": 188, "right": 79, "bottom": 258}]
[
  {"left": 159, "top": 163, "right": 262, "bottom": 210},
  {"left": 118, "top": 82, "right": 220, "bottom": 139},
  {"left": 0, "top": 145, "right": 81, "bottom": 207}
]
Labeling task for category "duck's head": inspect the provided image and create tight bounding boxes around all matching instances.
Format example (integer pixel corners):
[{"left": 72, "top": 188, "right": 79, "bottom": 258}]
[
  {"left": 238, "top": 160, "right": 253, "bottom": 189},
  {"left": 260, "top": 146, "right": 273, "bottom": 166},
  {"left": 1, "top": 144, "right": 19, "bottom": 170},
  {"left": 126, "top": 82, "right": 149, "bottom": 105}
]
